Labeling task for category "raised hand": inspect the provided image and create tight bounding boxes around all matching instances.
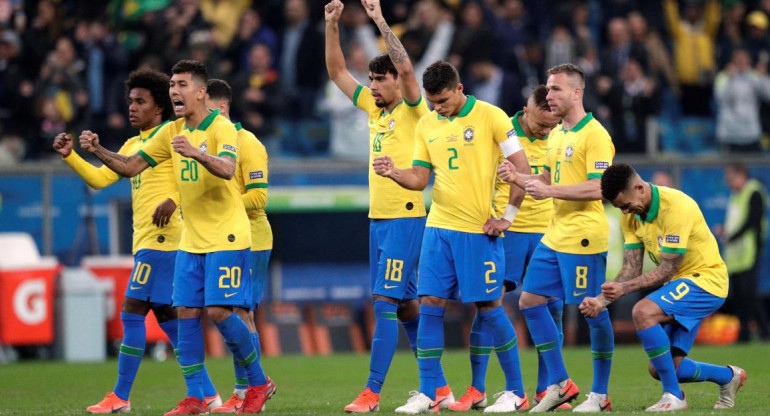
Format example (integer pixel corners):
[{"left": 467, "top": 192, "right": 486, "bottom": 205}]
[
  {"left": 324, "top": 0, "right": 343, "bottom": 23},
  {"left": 79, "top": 130, "right": 100, "bottom": 153},
  {"left": 361, "top": 0, "right": 383, "bottom": 21},
  {"left": 171, "top": 135, "right": 198, "bottom": 158},
  {"left": 372, "top": 155, "right": 395, "bottom": 177},
  {"left": 53, "top": 133, "right": 73, "bottom": 157}
]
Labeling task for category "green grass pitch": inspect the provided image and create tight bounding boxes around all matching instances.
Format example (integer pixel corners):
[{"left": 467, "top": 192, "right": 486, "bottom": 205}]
[{"left": 1, "top": 343, "right": 768, "bottom": 415}]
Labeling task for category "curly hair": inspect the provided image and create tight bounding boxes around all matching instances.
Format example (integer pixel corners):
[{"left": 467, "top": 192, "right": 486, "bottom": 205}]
[
  {"left": 368, "top": 54, "right": 398, "bottom": 78},
  {"left": 601, "top": 163, "right": 635, "bottom": 201},
  {"left": 422, "top": 60, "right": 459, "bottom": 95},
  {"left": 125, "top": 69, "right": 173, "bottom": 121}
]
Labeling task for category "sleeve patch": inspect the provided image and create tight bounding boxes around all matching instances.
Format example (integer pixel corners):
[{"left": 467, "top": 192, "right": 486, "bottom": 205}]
[
  {"left": 249, "top": 171, "right": 264, "bottom": 180},
  {"left": 594, "top": 161, "right": 610, "bottom": 170},
  {"left": 223, "top": 144, "right": 237, "bottom": 153},
  {"left": 665, "top": 235, "right": 680, "bottom": 244},
  {"left": 506, "top": 129, "right": 516, "bottom": 140}
]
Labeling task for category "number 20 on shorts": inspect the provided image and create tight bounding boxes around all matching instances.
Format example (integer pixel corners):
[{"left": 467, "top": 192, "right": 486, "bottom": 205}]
[{"left": 218, "top": 266, "right": 242, "bottom": 289}]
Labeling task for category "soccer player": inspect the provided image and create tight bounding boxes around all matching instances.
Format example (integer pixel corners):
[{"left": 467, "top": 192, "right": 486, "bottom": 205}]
[
  {"left": 79, "top": 60, "right": 270, "bottom": 415},
  {"left": 52, "top": 68, "right": 221, "bottom": 414},
  {"left": 450, "top": 85, "right": 563, "bottom": 413},
  {"left": 579, "top": 163, "right": 746, "bottom": 411},
  {"left": 325, "top": 0, "right": 454, "bottom": 412},
  {"left": 373, "top": 60, "right": 531, "bottom": 414},
  {"left": 206, "top": 79, "right": 276, "bottom": 413},
  {"left": 498, "top": 63, "right": 615, "bottom": 412}
]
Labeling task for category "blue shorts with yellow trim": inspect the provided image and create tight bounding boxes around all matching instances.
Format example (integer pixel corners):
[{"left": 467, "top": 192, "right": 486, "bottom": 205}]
[
  {"left": 521, "top": 242, "right": 607, "bottom": 305},
  {"left": 417, "top": 227, "right": 505, "bottom": 303},
  {"left": 125, "top": 249, "right": 176, "bottom": 305},
  {"left": 250, "top": 249, "right": 271, "bottom": 309},
  {"left": 369, "top": 218, "right": 424, "bottom": 301},
  {"left": 502, "top": 231, "right": 543, "bottom": 291},
  {"left": 173, "top": 249, "right": 252, "bottom": 308},
  {"left": 649, "top": 278, "right": 724, "bottom": 354}
]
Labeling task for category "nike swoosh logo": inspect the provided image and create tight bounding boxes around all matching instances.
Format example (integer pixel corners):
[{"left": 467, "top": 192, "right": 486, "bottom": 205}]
[
  {"left": 130, "top": 286, "right": 143, "bottom": 290},
  {"left": 599, "top": 403, "right": 610, "bottom": 411},
  {"left": 573, "top": 291, "right": 586, "bottom": 297},
  {"left": 515, "top": 401, "right": 525, "bottom": 411},
  {"left": 486, "top": 287, "right": 500, "bottom": 294},
  {"left": 428, "top": 137, "right": 439, "bottom": 143},
  {"left": 111, "top": 404, "right": 129, "bottom": 412},
  {"left": 428, "top": 402, "right": 439, "bottom": 411},
  {"left": 384, "top": 284, "right": 398, "bottom": 289},
  {"left": 558, "top": 390, "right": 568, "bottom": 399},
  {"left": 224, "top": 292, "right": 238, "bottom": 298}
]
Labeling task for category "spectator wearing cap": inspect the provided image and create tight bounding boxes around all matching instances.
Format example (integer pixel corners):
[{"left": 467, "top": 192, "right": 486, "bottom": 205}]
[{"left": 744, "top": 10, "right": 770, "bottom": 66}]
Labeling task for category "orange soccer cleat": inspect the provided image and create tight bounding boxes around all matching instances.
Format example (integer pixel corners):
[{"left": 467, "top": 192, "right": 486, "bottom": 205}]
[
  {"left": 86, "top": 392, "right": 131, "bottom": 414},
  {"left": 164, "top": 397, "right": 209, "bottom": 415},
  {"left": 212, "top": 393, "right": 244, "bottom": 413},
  {"left": 448, "top": 386, "right": 487, "bottom": 411},
  {"left": 237, "top": 384, "right": 271, "bottom": 414},
  {"left": 344, "top": 387, "right": 381, "bottom": 413}
]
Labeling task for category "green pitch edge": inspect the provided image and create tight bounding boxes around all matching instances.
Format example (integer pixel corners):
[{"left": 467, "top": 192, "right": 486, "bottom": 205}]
[{"left": 265, "top": 186, "right": 434, "bottom": 213}]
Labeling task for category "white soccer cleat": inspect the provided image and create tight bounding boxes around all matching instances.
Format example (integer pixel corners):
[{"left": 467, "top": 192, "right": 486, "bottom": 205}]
[
  {"left": 714, "top": 365, "right": 747, "bottom": 409},
  {"left": 395, "top": 391, "right": 437, "bottom": 414},
  {"left": 484, "top": 391, "right": 529, "bottom": 413},
  {"left": 645, "top": 392, "right": 688, "bottom": 412},
  {"left": 529, "top": 379, "right": 579, "bottom": 413},
  {"left": 572, "top": 392, "right": 611, "bottom": 412},
  {"left": 206, "top": 393, "right": 223, "bottom": 410},
  {"left": 435, "top": 386, "right": 456, "bottom": 409}
]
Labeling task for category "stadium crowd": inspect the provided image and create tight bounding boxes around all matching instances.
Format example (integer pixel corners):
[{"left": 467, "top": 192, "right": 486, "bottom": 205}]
[{"left": 2, "top": 0, "right": 770, "bottom": 161}]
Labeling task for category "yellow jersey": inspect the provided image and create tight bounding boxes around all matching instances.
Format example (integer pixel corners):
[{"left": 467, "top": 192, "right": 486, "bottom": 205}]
[
  {"left": 622, "top": 184, "right": 728, "bottom": 298},
  {"left": 138, "top": 110, "right": 251, "bottom": 253},
  {"left": 233, "top": 122, "right": 273, "bottom": 252},
  {"left": 414, "top": 96, "right": 514, "bottom": 233},
  {"left": 353, "top": 85, "right": 428, "bottom": 219},
  {"left": 493, "top": 111, "right": 553, "bottom": 234},
  {"left": 542, "top": 113, "right": 614, "bottom": 254},
  {"left": 63, "top": 121, "right": 181, "bottom": 253}
]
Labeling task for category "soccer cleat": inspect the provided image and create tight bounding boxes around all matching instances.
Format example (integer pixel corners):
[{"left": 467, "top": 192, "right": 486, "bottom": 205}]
[
  {"left": 344, "top": 387, "right": 381, "bottom": 413},
  {"left": 529, "top": 379, "right": 579, "bottom": 413},
  {"left": 645, "top": 392, "right": 687, "bottom": 412},
  {"left": 484, "top": 391, "right": 529, "bottom": 413},
  {"left": 534, "top": 391, "right": 572, "bottom": 410},
  {"left": 212, "top": 393, "right": 244, "bottom": 413},
  {"left": 266, "top": 376, "right": 277, "bottom": 399},
  {"left": 714, "top": 365, "right": 747, "bottom": 409},
  {"left": 435, "top": 385, "right": 456, "bottom": 409},
  {"left": 395, "top": 391, "right": 437, "bottom": 414},
  {"left": 164, "top": 397, "right": 209, "bottom": 415},
  {"left": 572, "top": 392, "right": 611, "bottom": 413},
  {"left": 86, "top": 392, "right": 131, "bottom": 414},
  {"left": 206, "top": 394, "right": 223, "bottom": 410},
  {"left": 448, "top": 386, "right": 488, "bottom": 411},
  {"left": 237, "top": 384, "right": 270, "bottom": 414}
]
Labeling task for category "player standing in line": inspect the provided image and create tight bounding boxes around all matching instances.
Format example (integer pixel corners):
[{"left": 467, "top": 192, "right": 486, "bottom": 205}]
[
  {"left": 79, "top": 60, "right": 270, "bottom": 415},
  {"left": 450, "top": 85, "right": 564, "bottom": 413},
  {"left": 325, "top": 0, "right": 454, "bottom": 412},
  {"left": 580, "top": 163, "right": 747, "bottom": 411},
  {"left": 205, "top": 79, "right": 277, "bottom": 414},
  {"left": 53, "top": 68, "right": 221, "bottom": 414},
  {"left": 373, "top": 60, "right": 531, "bottom": 414},
  {"left": 498, "top": 63, "right": 615, "bottom": 413}
]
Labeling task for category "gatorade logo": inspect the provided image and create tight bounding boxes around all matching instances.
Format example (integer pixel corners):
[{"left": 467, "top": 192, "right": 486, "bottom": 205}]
[{"left": 13, "top": 279, "right": 46, "bottom": 325}]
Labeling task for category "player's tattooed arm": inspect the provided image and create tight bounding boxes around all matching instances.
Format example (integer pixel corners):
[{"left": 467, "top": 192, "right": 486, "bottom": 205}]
[
  {"left": 80, "top": 130, "right": 149, "bottom": 177},
  {"left": 591, "top": 248, "right": 644, "bottom": 308},
  {"left": 195, "top": 151, "right": 235, "bottom": 179},
  {"left": 601, "top": 252, "right": 684, "bottom": 303}
]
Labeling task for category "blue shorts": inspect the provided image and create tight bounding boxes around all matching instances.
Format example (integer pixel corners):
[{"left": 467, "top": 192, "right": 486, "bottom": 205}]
[
  {"left": 125, "top": 249, "right": 176, "bottom": 305},
  {"left": 173, "top": 249, "right": 252, "bottom": 308},
  {"left": 649, "top": 279, "right": 725, "bottom": 354},
  {"left": 417, "top": 227, "right": 505, "bottom": 303},
  {"left": 522, "top": 242, "right": 607, "bottom": 305},
  {"left": 369, "top": 218, "right": 424, "bottom": 301},
  {"left": 249, "top": 249, "right": 271, "bottom": 309},
  {"left": 502, "top": 231, "right": 543, "bottom": 291}
]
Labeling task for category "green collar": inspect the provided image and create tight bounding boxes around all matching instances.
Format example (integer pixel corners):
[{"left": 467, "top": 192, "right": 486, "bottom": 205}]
[
  {"left": 139, "top": 120, "right": 170, "bottom": 142},
  {"left": 512, "top": 110, "right": 540, "bottom": 142},
  {"left": 438, "top": 95, "right": 476, "bottom": 121},
  {"left": 636, "top": 183, "right": 660, "bottom": 224},
  {"left": 184, "top": 109, "right": 219, "bottom": 132},
  {"left": 234, "top": 122, "right": 242, "bottom": 131},
  {"left": 382, "top": 100, "right": 403, "bottom": 116},
  {"left": 561, "top": 112, "right": 593, "bottom": 133}
]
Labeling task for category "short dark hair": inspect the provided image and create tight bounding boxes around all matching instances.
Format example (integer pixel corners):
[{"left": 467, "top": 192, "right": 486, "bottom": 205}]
[
  {"left": 125, "top": 68, "right": 173, "bottom": 120},
  {"left": 422, "top": 60, "right": 460, "bottom": 95},
  {"left": 530, "top": 84, "right": 550, "bottom": 112},
  {"left": 547, "top": 63, "right": 585, "bottom": 87},
  {"left": 207, "top": 79, "right": 232, "bottom": 104},
  {"left": 726, "top": 162, "right": 749, "bottom": 177},
  {"left": 601, "top": 163, "right": 635, "bottom": 201},
  {"left": 171, "top": 60, "right": 208, "bottom": 86},
  {"left": 368, "top": 53, "right": 398, "bottom": 78}
]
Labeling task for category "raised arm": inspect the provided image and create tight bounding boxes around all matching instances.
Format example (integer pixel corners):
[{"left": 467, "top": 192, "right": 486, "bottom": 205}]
[
  {"left": 171, "top": 134, "right": 235, "bottom": 180},
  {"left": 602, "top": 252, "right": 683, "bottom": 303},
  {"left": 325, "top": 0, "right": 359, "bottom": 100},
  {"left": 362, "top": 0, "right": 420, "bottom": 104},
  {"left": 372, "top": 155, "right": 431, "bottom": 191},
  {"left": 79, "top": 130, "right": 149, "bottom": 178},
  {"left": 55, "top": 133, "right": 121, "bottom": 189},
  {"left": 498, "top": 159, "right": 551, "bottom": 190}
]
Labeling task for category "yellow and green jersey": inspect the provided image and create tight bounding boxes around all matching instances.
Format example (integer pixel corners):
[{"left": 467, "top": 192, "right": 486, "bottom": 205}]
[
  {"left": 542, "top": 113, "right": 614, "bottom": 254},
  {"left": 138, "top": 110, "right": 250, "bottom": 253},
  {"left": 353, "top": 85, "right": 428, "bottom": 219},
  {"left": 233, "top": 122, "right": 272, "bottom": 252},
  {"left": 63, "top": 121, "right": 181, "bottom": 253},
  {"left": 414, "top": 96, "right": 514, "bottom": 233},
  {"left": 622, "top": 184, "right": 728, "bottom": 298},
  {"left": 493, "top": 111, "right": 552, "bottom": 234}
]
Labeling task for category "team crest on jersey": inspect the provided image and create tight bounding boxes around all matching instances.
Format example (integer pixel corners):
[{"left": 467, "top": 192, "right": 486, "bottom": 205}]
[
  {"left": 464, "top": 126, "right": 475, "bottom": 142},
  {"left": 565, "top": 145, "right": 574, "bottom": 158},
  {"left": 388, "top": 118, "right": 396, "bottom": 130},
  {"left": 199, "top": 142, "right": 208, "bottom": 153},
  {"left": 657, "top": 236, "right": 663, "bottom": 247}
]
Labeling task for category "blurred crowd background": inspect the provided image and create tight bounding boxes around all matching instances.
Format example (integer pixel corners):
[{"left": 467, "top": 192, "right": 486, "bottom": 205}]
[{"left": 2, "top": 0, "right": 770, "bottom": 162}]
